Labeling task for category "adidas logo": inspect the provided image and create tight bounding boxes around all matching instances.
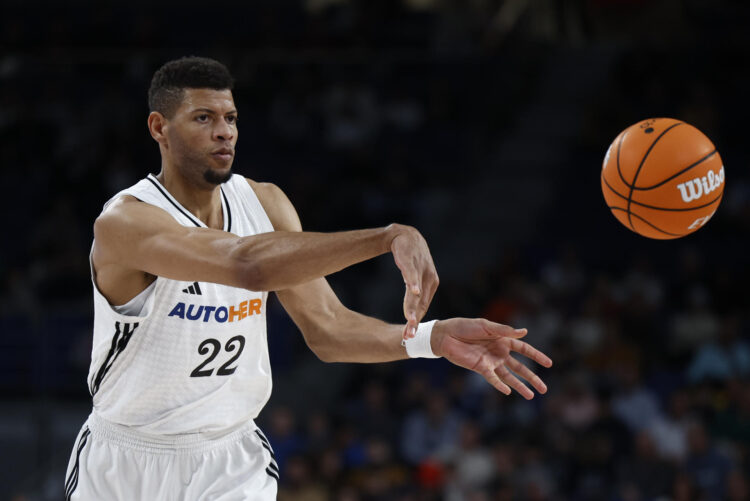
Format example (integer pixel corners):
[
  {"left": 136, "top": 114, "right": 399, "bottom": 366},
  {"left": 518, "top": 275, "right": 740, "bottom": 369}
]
[{"left": 182, "top": 282, "right": 202, "bottom": 295}]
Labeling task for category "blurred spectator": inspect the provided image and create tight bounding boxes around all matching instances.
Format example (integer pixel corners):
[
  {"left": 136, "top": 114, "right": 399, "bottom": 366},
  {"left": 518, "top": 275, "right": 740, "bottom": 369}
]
[
  {"left": 515, "top": 442, "right": 556, "bottom": 500},
  {"left": 647, "top": 388, "right": 692, "bottom": 462},
  {"left": 316, "top": 81, "right": 379, "bottom": 150},
  {"left": 684, "top": 420, "right": 733, "bottom": 501},
  {"left": 687, "top": 316, "right": 750, "bottom": 383},
  {"left": 317, "top": 447, "right": 345, "bottom": 489},
  {"left": 611, "top": 360, "right": 663, "bottom": 432},
  {"left": 566, "top": 296, "right": 606, "bottom": 357},
  {"left": 588, "top": 387, "right": 632, "bottom": 462},
  {"left": 672, "top": 471, "right": 699, "bottom": 501},
  {"left": 304, "top": 410, "right": 333, "bottom": 456},
  {"left": 727, "top": 469, "right": 750, "bottom": 501},
  {"left": 265, "top": 406, "right": 305, "bottom": 473},
  {"left": 541, "top": 245, "right": 586, "bottom": 302},
  {"left": 550, "top": 371, "right": 600, "bottom": 431},
  {"left": 347, "top": 436, "right": 408, "bottom": 499},
  {"left": 400, "top": 393, "right": 463, "bottom": 464},
  {"left": 712, "top": 381, "right": 750, "bottom": 447},
  {"left": 443, "top": 420, "right": 495, "bottom": 498},
  {"left": 335, "top": 423, "right": 367, "bottom": 469},
  {"left": 346, "top": 381, "right": 399, "bottom": 443},
  {"left": 616, "top": 431, "right": 675, "bottom": 499},
  {"left": 671, "top": 286, "right": 721, "bottom": 357},
  {"left": 277, "top": 454, "right": 329, "bottom": 501}
]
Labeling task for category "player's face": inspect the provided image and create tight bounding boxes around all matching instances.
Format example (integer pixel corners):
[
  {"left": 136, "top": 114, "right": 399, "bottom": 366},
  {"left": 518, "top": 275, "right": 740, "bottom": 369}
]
[{"left": 166, "top": 88, "right": 238, "bottom": 186}]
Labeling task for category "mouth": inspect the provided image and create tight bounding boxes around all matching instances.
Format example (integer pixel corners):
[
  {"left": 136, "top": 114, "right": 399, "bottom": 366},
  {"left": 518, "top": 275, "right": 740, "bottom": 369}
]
[{"left": 211, "top": 148, "right": 234, "bottom": 163}]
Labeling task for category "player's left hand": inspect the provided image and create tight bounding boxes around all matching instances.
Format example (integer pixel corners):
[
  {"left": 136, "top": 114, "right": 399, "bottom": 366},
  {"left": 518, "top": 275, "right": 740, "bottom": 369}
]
[
  {"left": 431, "top": 318, "right": 553, "bottom": 400},
  {"left": 388, "top": 224, "right": 439, "bottom": 340}
]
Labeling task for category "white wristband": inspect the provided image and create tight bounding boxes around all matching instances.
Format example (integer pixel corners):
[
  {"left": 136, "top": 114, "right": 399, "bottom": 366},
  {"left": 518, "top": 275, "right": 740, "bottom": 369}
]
[{"left": 403, "top": 320, "right": 440, "bottom": 358}]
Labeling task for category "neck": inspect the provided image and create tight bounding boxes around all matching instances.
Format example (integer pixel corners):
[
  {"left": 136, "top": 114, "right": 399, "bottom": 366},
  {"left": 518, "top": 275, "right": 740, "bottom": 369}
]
[{"left": 155, "top": 165, "right": 225, "bottom": 230}]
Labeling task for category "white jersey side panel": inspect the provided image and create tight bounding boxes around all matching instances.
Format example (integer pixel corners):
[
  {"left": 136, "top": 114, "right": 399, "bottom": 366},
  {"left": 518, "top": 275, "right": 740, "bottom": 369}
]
[{"left": 87, "top": 174, "right": 275, "bottom": 435}]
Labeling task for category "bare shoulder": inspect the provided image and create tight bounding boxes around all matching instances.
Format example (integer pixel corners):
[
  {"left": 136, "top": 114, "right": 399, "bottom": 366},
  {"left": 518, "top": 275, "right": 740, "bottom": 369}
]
[
  {"left": 98, "top": 194, "right": 146, "bottom": 220},
  {"left": 94, "top": 195, "right": 178, "bottom": 262},
  {"left": 95, "top": 195, "right": 143, "bottom": 240},
  {"left": 245, "top": 177, "right": 302, "bottom": 232},
  {"left": 96, "top": 195, "right": 173, "bottom": 235}
]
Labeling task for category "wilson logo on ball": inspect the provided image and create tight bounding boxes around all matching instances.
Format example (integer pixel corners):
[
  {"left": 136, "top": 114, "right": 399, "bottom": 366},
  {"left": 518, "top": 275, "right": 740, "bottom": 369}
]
[
  {"left": 601, "top": 118, "right": 726, "bottom": 239},
  {"left": 676, "top": 166, "right": 725, "bottom": 203}
]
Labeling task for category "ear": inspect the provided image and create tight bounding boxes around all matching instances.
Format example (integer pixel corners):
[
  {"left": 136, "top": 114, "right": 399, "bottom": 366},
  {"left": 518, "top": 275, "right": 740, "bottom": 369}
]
[{"left": 147, "top": 111, "right": 168, "bottom": 147}]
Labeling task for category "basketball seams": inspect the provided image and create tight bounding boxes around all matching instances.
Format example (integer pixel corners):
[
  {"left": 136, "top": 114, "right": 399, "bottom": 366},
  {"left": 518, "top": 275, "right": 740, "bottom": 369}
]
[
  {"left": 602, "top": 171, "right": 723, "bottom": 212},
  {"left": 609, "top": 207, "right": 686, "bottom": 237},
  {"left": 625, "top": 122, "right": 683, "bottom": 229},
  {"left": 602, "top": 119, "right": 724, "bottom": 239},
  {"left": 631, "top": 149, "right": 718, "bottom": 191},
  {"left": 615, "top": 132, "right": 631, "bottom": 189}
]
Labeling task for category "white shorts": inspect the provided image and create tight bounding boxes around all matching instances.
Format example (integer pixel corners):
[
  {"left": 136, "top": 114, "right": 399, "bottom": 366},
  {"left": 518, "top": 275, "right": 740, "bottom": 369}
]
[{"left": 64, "top": 412, "right": 278, "bottom": 501}]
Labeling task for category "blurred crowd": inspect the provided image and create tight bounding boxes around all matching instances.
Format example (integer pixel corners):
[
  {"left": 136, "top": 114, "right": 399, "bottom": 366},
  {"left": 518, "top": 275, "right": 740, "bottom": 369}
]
[
  {"left": 258, "top": 245, "right": 750, "bottom": 500},
  {"left": 2, "top": 1, "right": 750, "bottom": 500}
]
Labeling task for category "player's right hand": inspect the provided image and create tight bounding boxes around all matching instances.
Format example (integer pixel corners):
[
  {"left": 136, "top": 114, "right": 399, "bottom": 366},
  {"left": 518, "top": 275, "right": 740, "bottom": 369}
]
[
  {"left": 431, "top": 318, "right": 553, "bottom": 399},
  {"left": 387, "top": 224, "right": 439, "bottom": 340}
]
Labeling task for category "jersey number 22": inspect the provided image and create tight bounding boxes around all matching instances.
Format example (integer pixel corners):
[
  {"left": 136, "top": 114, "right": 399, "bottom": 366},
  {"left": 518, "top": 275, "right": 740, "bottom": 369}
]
[{"left": 190, "top": 335, "right": 246, "bottom": 377}]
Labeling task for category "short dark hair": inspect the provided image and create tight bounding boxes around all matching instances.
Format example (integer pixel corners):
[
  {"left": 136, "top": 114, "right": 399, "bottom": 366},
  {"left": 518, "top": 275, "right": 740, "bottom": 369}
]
[{"left": 148, "top": 56, "right": 234, "bottom": 118}]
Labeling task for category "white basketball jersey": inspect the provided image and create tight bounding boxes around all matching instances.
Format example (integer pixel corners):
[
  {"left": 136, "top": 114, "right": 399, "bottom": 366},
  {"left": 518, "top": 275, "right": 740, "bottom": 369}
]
[{"left": 87, "top": 174, "right": 275, "bottom": 435}]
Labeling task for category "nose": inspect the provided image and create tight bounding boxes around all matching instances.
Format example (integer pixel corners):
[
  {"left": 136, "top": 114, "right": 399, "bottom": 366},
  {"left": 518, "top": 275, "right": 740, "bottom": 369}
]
[{"left": 213, "top": 117, "right": 235, "bottom": 142}]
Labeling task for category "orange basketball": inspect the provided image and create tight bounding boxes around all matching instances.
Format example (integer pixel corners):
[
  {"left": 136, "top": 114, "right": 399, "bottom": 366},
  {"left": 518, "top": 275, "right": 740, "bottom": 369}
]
[{"left": 601, "top": 118, "right": 725, "bottom": 239}]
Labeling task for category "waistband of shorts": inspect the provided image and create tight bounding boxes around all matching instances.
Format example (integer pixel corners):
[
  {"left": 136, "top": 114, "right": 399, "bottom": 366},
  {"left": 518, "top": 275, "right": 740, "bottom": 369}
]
[{"left": 85, "top": 411, "right": 259, "bottom": 454}]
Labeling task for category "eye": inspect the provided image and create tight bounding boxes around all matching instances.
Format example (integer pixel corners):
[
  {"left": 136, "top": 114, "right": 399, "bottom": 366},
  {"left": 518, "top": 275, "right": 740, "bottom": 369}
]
[
  {"left": 226, "top": 115, "right": 238, "bottom": 125},
  {"left": 196, "top": 114, "right": 209, "bottom": 123}
]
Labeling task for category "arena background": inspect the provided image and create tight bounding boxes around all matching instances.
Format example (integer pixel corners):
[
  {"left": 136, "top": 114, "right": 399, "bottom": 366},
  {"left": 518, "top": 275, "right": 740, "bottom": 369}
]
[{"left": 1, "top": 1, "right": 749, "bottom": 500}]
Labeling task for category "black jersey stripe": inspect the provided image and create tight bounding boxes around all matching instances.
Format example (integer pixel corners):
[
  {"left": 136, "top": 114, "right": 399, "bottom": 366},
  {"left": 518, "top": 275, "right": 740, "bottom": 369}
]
[
  {"left": 255, "top": 429, "right": 270, "bottom": 444},
  {"left": 146, "top": 176, "right": 202, "bottom": 227},
  {"left": 259, "top": 440, "right": 277, "bottom": 460},
  {"left": 254, "top": 427, "right": 280, "bottom": 481},
  {"left": 267, "top": 461, "right": 280, "bottom": 475},
  {"left": 65, "top": 427, "right": 90, "bottom": 500},
  {"left": 90, "top": 323, "right": 122, "bottom": 395},
  {"left": 64, "top": 428, "right": 89, "bottom": 494},
  {"left": 91, "top": 322, "right": 139, "bottom": 395},
  {"left": 188, "top": 285, "right": 196, "bottom": 294},
  {"left": 255, "top": 430, "right": 274, "bottom": 451},
  {"left": 193, "top": 282, "right": 202, "bottom": 295},
  {"left": 221, "top": 187, "right": 232, "bottom": 233},
  {"left": 255, "top": 428, "right": 272, "bottom": 446},
  {"left": 265, "top": 467, "right": 280, "bottom": 481}
]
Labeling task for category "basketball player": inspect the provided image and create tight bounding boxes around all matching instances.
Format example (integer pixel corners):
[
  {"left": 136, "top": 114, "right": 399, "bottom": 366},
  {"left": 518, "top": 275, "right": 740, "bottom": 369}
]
[{"left": 65, "top": 57, "right": 552, "bottom": 500}]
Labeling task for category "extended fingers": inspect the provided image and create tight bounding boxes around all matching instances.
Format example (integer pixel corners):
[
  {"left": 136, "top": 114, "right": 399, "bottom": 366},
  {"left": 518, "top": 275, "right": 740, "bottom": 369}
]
[
  {"left": 508, "top": 338, "right": 553, "bottom": 368},
  {"left": 479, "top": 366, "right": 512, "bottom": 396},
  {"left": 506, "top": 357, "right": 548, "bottom": 395},
  {"left": 481, "top": 319, "right": 528, "bottom": 339},
  {"left": 494, "top": 365, "right": 534, "bottom": 400}
]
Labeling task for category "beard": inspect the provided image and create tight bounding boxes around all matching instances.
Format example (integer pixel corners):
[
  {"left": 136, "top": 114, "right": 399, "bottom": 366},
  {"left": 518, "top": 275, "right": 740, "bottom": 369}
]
[
  {"left": 203, "top": 167, "right": 232, "bottom": 185},
  {"left": 169, "top": 132, "right": 234, "bottom": 186}
]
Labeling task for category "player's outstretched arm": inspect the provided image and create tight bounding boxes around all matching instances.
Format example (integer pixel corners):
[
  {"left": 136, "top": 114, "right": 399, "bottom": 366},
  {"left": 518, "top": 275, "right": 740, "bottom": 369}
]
[
  {"left": 277, "top": 280, "right": 552, "bottom": 399},
  {"left": 92, "top": 194, "right": 434, "bottom": 303}
]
